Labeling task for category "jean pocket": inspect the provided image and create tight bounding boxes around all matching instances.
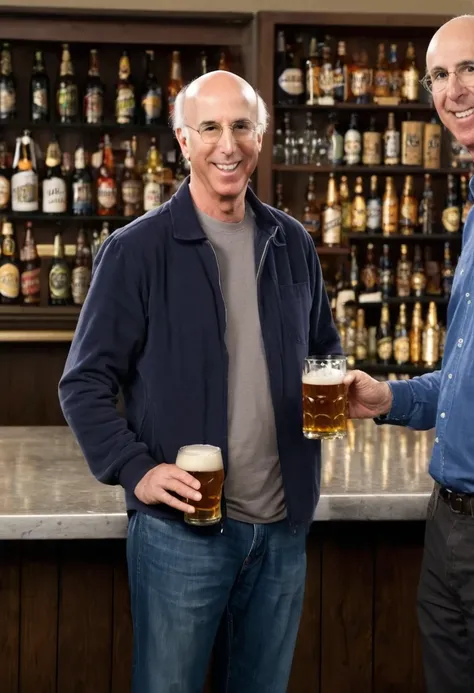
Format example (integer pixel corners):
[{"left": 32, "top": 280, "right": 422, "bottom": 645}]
[{"left": 280, "top": 282, "right": 310, "bottom": 345}]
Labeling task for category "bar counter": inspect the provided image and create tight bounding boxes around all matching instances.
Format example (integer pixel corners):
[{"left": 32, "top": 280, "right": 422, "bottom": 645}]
[{"left": 0, "top": 420, "right": 435, "bottom": 540}]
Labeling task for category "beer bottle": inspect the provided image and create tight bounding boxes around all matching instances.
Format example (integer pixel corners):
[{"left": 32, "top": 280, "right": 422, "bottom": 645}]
[
  {"left": 402, "top": 42, "right": 419, "bottom": 103},
  {"left": 367, "top": 175, "right": 382, "bottom": 232},
  {"left": 384, "top": 112, "right": 400, "bottom": 165},
  {"left": 11, "top": 130, "right": 39, "bottom": 213},
  {"left": 327, "top": 112, "right": 344, "bottom": 166},
  {"left": 461, "top": 174, "right": 473, "bottom": 226},
  {"left": 423, "top": 115, "right": 442, "bottom": 169},
  {"left": 411, "top": 244, "right": 426, "bottom": 297},
  {"left": 388, "top": 43, "right": 402, "bottom": 100},
  {"left": 72, "top": 145, "right": 94, "bottom": 216},
  {"left": 319, "top": 41, "right": 334, "bottom": 105},
  {"left": 418, "top": 173, "right": 434, "bottom": 235},
  {"left": 360, "top": 243, "right": 378, "bottom": 294},
  {"left": 394, "top": 304, "right": 410, "bottom": 366},
  {"left": 422, "top": 302, "right": 440, "bottom": 368},
  {"left": 377, "top": 303, "right": 393, "bottom": 365},
  {"left": 374, "top": 42, "right": 390, "bottom": 101},
  {"left": 379, "top": 243, "right": 394, "bottom": 299},
  {"left": 349, "top": 49, "right": 372, "bottom": 104},
  {"left": 442, "top": 174, "right": 461, "bottom": 234},
  {"left": 0, "top": 219, "right": 20, "bottom": 304},
  {"left": 121, "top": 141, "right": 143, "bottom": 217},
  {"left": 339, "top": 175, "right": 352, "bottom": 233},
  {"left": 43, "top": 137, "right": 67, "bottom": 215},
  {"left": 30, "top": 50, "right": 49, "bottom": 122},
  {"left": 351, "top": 176, "right": 367, "bottom": 233},
  {"left": 57, "top": 44, "right": 78, "bottom": 124},
  {"left": 218, "top": 51, "right": 230, "bottom": 71},
  {"left": 96, "top": 135, "right": 117, "bottom": 216},
  {"left": 355, "top": 308, "right": 368, "bottom": 363},
  {"left": 399, "top": 175, "right": 417, "bottom": 235},
  {"left": 424, "top": 246, "right": 442, "bottom": 296},
  {"left": 115, "top": 51, "right": 135, "bottom": 125},
  {"left": 141, "top": 50, "right": 162, "bottom": 125},
  {"left": 0, "top": 142, "right": 11, "bottom": 212},
  {"left": 382, "top": 176, "right": 398, "bottom": 236},
  {"left": 84, "top": 49, "right": 104, "bottom": 125},
  {"left": 442, "top": 242, "right": 454, "bottom": 297},
  {"left": 396, "top": 244, "right": 411, "bottom": 298},
  {"left": 0, "top": 42, "right": 16, "bottom": 121},
  {"left": 344, "top": 113, "right": 361, "bottom": 165},
  {"left": 20, "top": 221, "right": 41, "bottom": 305},
  {"left": 349, "top": 245, "right": 360, "bottom": 294},
  {"left": 332, "top": 40, "right": 348, "bottom": 103},
  {"left": 363, "top": 116, "right": 382, "bottom": 166},
  {"left": 410, "top": 302, "right": 423, "bottom": 366},
  {"left": 49, "top": 231, "right": 71, "bottom": 306},
  {"left": 168, "top": 51, "right": 183, "bottom": 120},
  {"left": 143, "top": 137, "right": 164, "bottom": 212},
  {"left": 277, "top": 31, "right": 301, "bottom": 106},
  {"left": 302, "top": 174, "right": 321, "bottom": 241},
  {"left": 322, "top": 173, "right": 342, "bottom": 247},
  {"left": 71, "top": 228, "right": 92, "bottom": 306}
]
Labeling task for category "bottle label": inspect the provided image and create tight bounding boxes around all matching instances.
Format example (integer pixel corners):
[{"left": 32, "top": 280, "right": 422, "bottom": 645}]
[
  {"left": 84, "top": 88, "right": 104, "bottom": 124},
  {"left": 351, "top": 69, "right": 371, "bottom": 97},
  {"left": 396, "top": 273, "right": 411, "bottom": 297},
  {"left": 0, "top": 175, "right": 10, "bottom": 208},
  {"left": 57, "top": 84, "right": 78, "bottom": 118},
  {"left": 344, "top": 132, "right": 361, "bottom": 165},
  {"left": 402, "top": 69, "right": 419, "bottom": 101},
  {"left": 380, "top": 269, "right": 393, "bottom": 291},
  {"left": 362, "top": 133, "right": 382, "bottom": 165},
  {"left": 341, "top": 201, "right": 352, "bottom": 230},
  {"left": 144, "top": 181, "right": 162, "bottom": 211},
  {"left": 11, "top": 170, "right": 38, "bottom": 212},
  {"left": 329, "top": 133, "right": 344, "bottom": 164},
  {"left": 424, "top": 127, "right": 441, "bottom": 168},
  {"left": 394, "top": 336, "right": 410, "bottom": 363},
  {"left": 402, "top": 128, "right": 423, "bottom": 166},
  {"left": 411, "top": 271, "right": 427, "bottom": 294},
  {"left": 0, "top": 262, "right": 20, "bottom": 298},
  {"left": 72, "top": 266, "right": 91, "bottom": 305},
  {"left": 43, "top": 177, "right": 67, "bottom": 213},
  {"left": 97, "top": 181, "right": 117, "bottom": 210},
  {"left": 302, "top": 214, "right": 321, "bottom": 237},
  {"left": 385, "top": 132, "right": 400, "bottom": 160},
  {"left": 322, "top": 206, "right": 342, "bottom": 245},
  {"left": 116, "top": 87, "right": 135, "bottom": 123},
  {"left": 356, "top": 343, "right": 368, "bottom": 361},
  {"left": 49, "top": 264, "right": 70, "bottom": 299},
  {"left": 361, "top": 267, "right": 377, "bottom": 291},
  {"left": 333, "top": 66, "right": 347, "bottom": 102},
  {"left": 21, "top": 267, "right": 41, "bottom": 297},
  {"left": 352, "top": 204, "right": 367, "bottom": 231},
  {"left": 72, "top": 181, "right": 93, "bottom": 215},
  {"left": 442, "top": 206, "right": 461, "bottom": 233},
  {"left": 377, "top": 337, "right": 393, "bottom": 361},
  {"left": 122, "top": 179, "right": 142, "bottom": 205},
  {"left": 279, "top": 68, "right": 304, "bottom": 97},
  {"left": 0, "top": 85, "right": 15, "bottom": 118},
  {"left": 142, "top": 91, "right": 162, "bottom": 120},
  {"left": 33, "top": 87, "right": 48, "bottom": 110},
  {"left": 400, "top": 200, "right": 418, "bottom": 227},
  {"left": 367, "top": 199, "right": 382, "bottom": 230},
  {"left": 374, "top": 70, "right": 390, "bottom": 97},
  {"left": 382, "top": 200, "right": 398, "bottom": 232}
]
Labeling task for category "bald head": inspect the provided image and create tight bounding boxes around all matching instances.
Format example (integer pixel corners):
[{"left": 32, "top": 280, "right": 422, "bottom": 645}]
[{"left": 427, "top": 14, "right": 474, "bottom": 68}]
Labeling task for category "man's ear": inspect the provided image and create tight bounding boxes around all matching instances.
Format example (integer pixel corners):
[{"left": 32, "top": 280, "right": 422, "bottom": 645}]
[{"left": 176, "top": 127, "right": 190, "bottom": 162}]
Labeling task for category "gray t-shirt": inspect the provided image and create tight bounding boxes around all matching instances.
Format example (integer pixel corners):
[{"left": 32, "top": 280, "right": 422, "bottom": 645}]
[{"left": 195, "top": 204, "right": 286, "bottom": 523}]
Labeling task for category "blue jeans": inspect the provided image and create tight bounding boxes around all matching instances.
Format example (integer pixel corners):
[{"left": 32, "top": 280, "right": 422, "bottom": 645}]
[{"left": 127, "top": 512, "right": 307, "bottom": 693}]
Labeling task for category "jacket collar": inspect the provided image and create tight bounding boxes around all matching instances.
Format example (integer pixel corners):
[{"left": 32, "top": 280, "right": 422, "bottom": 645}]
[{"left": 169, "top": 176, "right": 286, "bottom": 246}]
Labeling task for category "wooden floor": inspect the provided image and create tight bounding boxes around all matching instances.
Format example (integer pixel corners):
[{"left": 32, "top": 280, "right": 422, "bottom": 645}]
[{"left": 0, "top": 522, "right": 426, "bottom": 693}]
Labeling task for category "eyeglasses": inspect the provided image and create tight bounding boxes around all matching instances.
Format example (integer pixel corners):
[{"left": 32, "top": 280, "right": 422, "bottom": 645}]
[
  {"left": 185, "top": 120, "right": 259, "bottom": 144},
  {"left": 421, "top": 62, "right": 474, "bottom": 94}
]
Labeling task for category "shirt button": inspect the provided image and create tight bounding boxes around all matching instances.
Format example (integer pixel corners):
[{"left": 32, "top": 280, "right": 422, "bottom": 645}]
[
  {"left": 467, "top": 293, "right": 471, "bottom": 298},
  {"left": 440, "top": 412, "right": 446, "bottom": 418},
  {"left": 448, "top": 373, "right": 453, "bottom": 379},
  {"left": 435, "top": 437, "right": 439, "bottom": 443},
  {"left": 461, "top": 269, "right": 465, "bottom": 275},
  {"left": 458, "top": 338, "right": 464, "bottom": 346}
]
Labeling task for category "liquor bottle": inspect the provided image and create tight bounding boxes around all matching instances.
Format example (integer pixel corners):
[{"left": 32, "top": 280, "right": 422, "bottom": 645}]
[
  {"left": 322, "top": 173, "right": 342, "bottom": 247},
  {"left": 218, "top": 51, "right": 230, "bottom": 71},
  {"left": 327, "top": 113, "right": 343, "bottom": 165},
  {"left": 301, "top": 174, "right": 321, "bottom": 240},
  {"left": 0, "top": 42, "right": 16, "bottom": 121},
  {"left": 339, "top": 175, "right": 352, "bottom": 235},
  {"left": 442, "top": 242, "right": 454, "bottom": 297},
  {"left": 411, "top": 244, "right": 427, "bottom": 297},
  {"left": 49, "top": 231, "right": 71, "bottom": 305},
  {"left": 0, "top": 219, "right": 20, "bottom": 304},
  {"left": 20, "top": 221, "right": 41, "bottom": 305},
  {"left": 72, "top": 145, "right": 94, "bottom": 216},
  {"left": 374, "top": 42, "right": 390, "bottom": 101},
  {"left": 71, "top": 228, "right": 92, "bottom": 306},
  {"left": 362, "top": 116, "right": 382, "bottom": 166},
  {"left": 90, "top": 229, "right": 100, "bottom": 263},
  {"left": 200, "top": 51, "right": 208, "bottom": 75},
  {"left": 318, "top": 41, "right": 334, "bottom": 105},
  {"left": 96, "top": 135, "right": 117, "bottom": 216},
  {"left": 84, "top": 49, "right": 104, "bottom": 125},
  {"left": 116, "top": 51, "right": 135, "bottom": 125},
  {"left": 382, "top": 176, "right": 398, "bottom": 235},
  {"left": 410, "top": 302, "right": 423, "bottom": 366},
  {"left": 141, "top": 50, "right": 162, "bottom": 125},
  {"left": 396, "top": 244, "right": 411, "bottom": 297},
  {"left": 360, "top": 242, "right": 378, "bottom": 293},
  {"left": 11, "top": 131, "right": 38, "bottom": 212},
  {"left": 0, "top": 142, "right": 10, "bottom": 212},
  {"left": 442, "top": 174, "right": 461, "bottom": 234},
  {"left": 367, "top": 175, "right": 382, "bottom": 232},
  {"left": 121, "top": 141, "right": 143, "bottom": 217},
  {"left": 439, "top": 324, "right": 447, "bottom": 364},
  {"left": 394, "top": 303, "right": 410, "bottom": 366},
  {"left": 424, "top": 246, "right": 442, "bottom": 296},
  {"left": 351, "top": 176, "right": 367, "bottom": 233},
  {"left": 399, "top": 175, "right": 417, "bottom": 235},
  {"left": 349, "top": 49, "right": 372, "bottom": 104},
  {"left": 377, "top": 303, "right": 393, "bottom": 365},
  {"left": 99, "top": 220, "right": 110, "bottom": 245},
  {"left": 401, "top": 116, "right": 423, "bottom": 166},
  {"left": 344, "top": 113, "right": 361, "bottom": 165},
  {"left": 57, "top": 43, "right": 78, "bottom": 123},
  {"left": 277, "top": 31, "right": 297, "bottom": 105},
  {"left": 168, "top": 50, "right": 184, "bottom": 119},
  {"left": 43, "top": 137, "right": 67, "bottom": 214},
  {"left": 423, "top": 115, "right": 442, "bottom": 169},
  {"left": 402, "top": 42, "right": 420, "bottom": 103},
  {"left": 275, "top": 181, "right": 290, "bottom": 214},
  {"left": 344, "top": 300, "right": 357, "bottom": 367},
  {"left": 30, "top": 50, "right": 49, "bottom": 122},
  {"left": 388, "top": 43, "right": 402, "bottom": 100},
  {"left": 355, "top": 308, "right": 368, "bottom": 363},
  {"left": 461, "top": 174, "right": 474, "bottom": 225},
  {"left": 384, "top": 112, "right": 400, "bottom": 165},
  {"left": 422, "top": 302, "right": 440, "bottom": 368},
  {"left": 379, "top": 243, "right": 394, "bottom": 298},
  {"left": 143, "top": 137, "right": 164, "bottom": 212},
  {"left": 418, "top": 173, "right": 434, "bottom": 235},
  {"left": 333, "top": 40, "right": 348, "bottom": 102},
  {"left": 349, "top": 245, "right": 360, "bottom": 294}
]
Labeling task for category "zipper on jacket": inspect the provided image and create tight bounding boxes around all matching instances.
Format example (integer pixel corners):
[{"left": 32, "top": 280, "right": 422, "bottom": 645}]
[
  {"left": 256, "top": 228, "right": 278, "bottom": 284},
  {"left": 206, "top": 240, "right": 228, "bottom": 327}
]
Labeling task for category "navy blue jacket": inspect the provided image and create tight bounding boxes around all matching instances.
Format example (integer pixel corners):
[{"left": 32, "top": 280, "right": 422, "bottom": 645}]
[{"left": 59, "top": 179, "right": 341, "bottom": 528}]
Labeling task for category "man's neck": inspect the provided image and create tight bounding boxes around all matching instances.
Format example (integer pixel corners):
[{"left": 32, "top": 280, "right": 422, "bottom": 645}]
[{"left": 189, "top": 178, "right": 246, "bottom": 223}]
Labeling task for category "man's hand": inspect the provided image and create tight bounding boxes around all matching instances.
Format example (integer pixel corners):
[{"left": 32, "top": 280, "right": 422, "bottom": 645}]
[
  {"left": 344, "top": 370, "right": 393, "bottom": 419},
  {"left": 134, "top": 463, "right": 202, "bottom": 514}
]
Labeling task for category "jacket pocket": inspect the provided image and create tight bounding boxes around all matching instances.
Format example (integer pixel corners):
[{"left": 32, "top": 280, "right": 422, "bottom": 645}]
[{"left": 280, "top": 282, "right": 310, "bottom": 345}]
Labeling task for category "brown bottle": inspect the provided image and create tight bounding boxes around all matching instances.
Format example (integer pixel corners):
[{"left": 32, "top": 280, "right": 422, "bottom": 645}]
[
  {"left": 322, "top": 173, "right": 342, "bottom": 246},
  {"left": 410, "top": 302, "right": 423, "bottom": 366},
  {"left": 168, "top": 51, "right": 183, "bottom": 120},
  {"left": 302, "top": 174, "right": 321, "bottom": 241},
  {"left": 0, "top": 218, "right": 20, "bottom": 304},
  {"left": 71, "top": 229, "right": 92, "bottom": 306},
  {"left": 377, "top": 303, "right": 393, "bottom": 365},
  {"left": 394, "top": 303, "right": 410, "bottom": 366},
  {"left": 49, "top": 231, "right": 71, "bottom": 306},
  {"left": 360, "top": 243, "right": 378, "bottom": 293},
  {"left": 396, "top": 244, "right": 411, "bottom": 298},
  {"left": 121, "top": 141, "right": 143, "bottom": 217},
  {"left": 422, "top": 302, "right": 440, "bottom": 368},
  {"left": 423, "top": 116, "right": 442, "bottom": 169},
  {"left": 96, "top": 135, "right": 117, "bottom": 216},
  {"left": 362, "top": 116, "right": 382, "bottom": 166},
  {"left": 218, "top": 51, "right": 230, "bottom": 71},
  {"left": 402, "top": 42, "right": 419, "bottom": 103},
  {"left": 399, "top": 175, "right": 417, "bottom": 235},
  {"left": 20, "top": 221, "right": 41, "bottom": 305},
  {"left": 411, "top": 244, "right": 426, "bottom": 297},
  {"left": 382, "top": 176, "right": 398, "bottom": 236},
  {"left": 351, "top": 176, "right": 367, "bottom": 233},
  {"left": 374, "top": 43, "right": 390, "bottom": 100},
  {"left": 84, "top": 49, "right": 104, "bottom": 125},
  {"left": 339, "top": 175, "right": 352, "bottom": 233}
]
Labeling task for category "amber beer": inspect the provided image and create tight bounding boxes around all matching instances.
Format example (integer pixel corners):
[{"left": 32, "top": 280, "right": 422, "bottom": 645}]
[
  {"left": 176, "top": 444, "right": 224, "bottom": 526},
  {"left": 302, "top": 357, "right": 347, "bottom": 440}
]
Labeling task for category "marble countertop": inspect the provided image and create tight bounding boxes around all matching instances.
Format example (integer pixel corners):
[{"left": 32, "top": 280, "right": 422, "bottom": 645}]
[{"left": 0, "top": 421, "right": 435, "bottom": 540}]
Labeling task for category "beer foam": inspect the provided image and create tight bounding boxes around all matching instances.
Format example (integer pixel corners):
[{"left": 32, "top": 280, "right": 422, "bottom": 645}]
[
  {"left": 302, "top": 368, "right": 344, "bottom": 386},
  {"left": 176, "top": 444, "right": 223, "bottom": 472}
]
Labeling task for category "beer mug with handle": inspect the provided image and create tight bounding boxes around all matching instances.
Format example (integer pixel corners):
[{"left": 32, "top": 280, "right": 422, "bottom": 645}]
[
  {"left": 302, "top": 356, "right": 347, "bottom": 440},
  {"left": 175, "top": 444, "right": 224, "bottom": 526}
]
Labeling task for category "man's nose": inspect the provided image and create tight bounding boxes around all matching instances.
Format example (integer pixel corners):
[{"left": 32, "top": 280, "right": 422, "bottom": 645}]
[
  {"left": 218, "top": 126, "right": 237, "bottom": 155},
  {"left": 446, "top": 72, "right": 466, "bottom": 101}
]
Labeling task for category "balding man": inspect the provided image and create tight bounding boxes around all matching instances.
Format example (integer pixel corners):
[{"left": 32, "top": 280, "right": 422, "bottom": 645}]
[
  {"left": 59, "top": 71, "right": 341, "bottom": 693},
  {"left": 344, "top": 15, "right": 474, "bottom": 693}
]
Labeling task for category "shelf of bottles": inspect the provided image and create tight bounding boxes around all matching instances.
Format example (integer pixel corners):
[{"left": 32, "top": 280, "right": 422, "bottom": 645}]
[{"left": 0, "top": 39, "right": 237, "bottom": 319}]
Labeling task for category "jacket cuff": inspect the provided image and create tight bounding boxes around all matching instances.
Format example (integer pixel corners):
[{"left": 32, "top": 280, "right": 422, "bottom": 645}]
[
  {"left": 374, "top": 380, "right": 413, "bottom": 425},
  {"left": 118, "top": 454, "right": 158, "bottom": 494}
]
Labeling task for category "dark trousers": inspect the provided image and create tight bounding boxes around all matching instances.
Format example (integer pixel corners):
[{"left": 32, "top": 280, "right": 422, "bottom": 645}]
[{"left": 418, "top": 486, "right": 474, "bottom": 692}]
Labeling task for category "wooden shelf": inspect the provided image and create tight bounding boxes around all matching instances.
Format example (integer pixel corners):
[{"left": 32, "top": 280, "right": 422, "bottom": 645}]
[
  {"left": 274, "top": 102, "right": 434, "bottom": 112},
  {"left": 273, "top": 164, "right": 467, "bottom": 175},
  {"left": 315, "top": 246, "right": 350, "bottom": 256},
  {"left": 4, "top": 213, "right": 132, "bottom": 224},
  {"left": 346, "top": 232, "right": 462, "bottom": 241},
  {"left": 0, "top": 305, "right": 81, "bottom": 332},
  {"left": 359, "top": 296, "right": 449, "bottom": 305},
  {"left": 0, "top": 120, "right": 170, "bottom": 133},
  {"left": 357, "top": 361, "right": 437, "bottom": 376}
]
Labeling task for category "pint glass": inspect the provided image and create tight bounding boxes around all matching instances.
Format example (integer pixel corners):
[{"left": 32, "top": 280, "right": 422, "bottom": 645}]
[
  {"left": 302, "top": 356, "right": 347, "bottom": 440},
  {"left": 175, "top": 444, "right": 224, "bottom": 526}
]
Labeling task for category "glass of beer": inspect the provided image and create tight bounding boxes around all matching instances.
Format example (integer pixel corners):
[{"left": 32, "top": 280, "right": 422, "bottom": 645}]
[
  {"left": 175, "top": 444, "right": 224, "bottom": 526},
  {"left": 302, "top": 356, "right": 347, "bottom": 440}
]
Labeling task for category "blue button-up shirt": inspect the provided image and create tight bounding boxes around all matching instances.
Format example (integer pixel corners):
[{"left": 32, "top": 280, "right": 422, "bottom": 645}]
[{"left": 381, "top": 177, "right": 474, "bottom": 493}]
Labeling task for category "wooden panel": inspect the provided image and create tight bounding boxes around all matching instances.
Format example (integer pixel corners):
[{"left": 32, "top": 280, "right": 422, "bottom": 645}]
[
  {"left": 288, "top": 529, "right": 322, "bottom": 693},
  {"left": 0, "top": 543, "right": 20, "bottom": 693},
  {"left": 374, "top": 523, "right": 425, "bottom": 693},
  {"left": 111, "top": 543, "right": 133, "bottom": 693},
  {"left": 57, "top": 542, "right": 114, "bottom": 693},
  {"left": 20, "top": 542, "right": 59, "bottom": 693},
  {"left": 320, "top": 524, "right": 374, "bottom": 693}
]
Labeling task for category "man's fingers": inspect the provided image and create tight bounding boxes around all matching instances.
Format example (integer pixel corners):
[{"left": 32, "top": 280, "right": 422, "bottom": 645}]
[
  {"left": 165, "top": 478, "right": 202, "bottom": 502},
  {"left": 167, "top": 466, "right": 201, "bottom": 490},
  {"left": 156, "top": 488, "right": 196, "bottom": 514}
]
